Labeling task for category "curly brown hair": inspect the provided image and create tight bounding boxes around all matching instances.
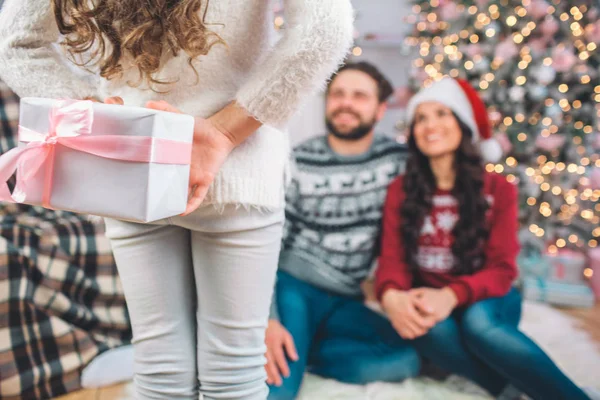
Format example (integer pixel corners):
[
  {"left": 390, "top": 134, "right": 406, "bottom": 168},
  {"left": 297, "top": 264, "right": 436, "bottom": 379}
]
[
  {"left": 401, "top": 113, "right": 489, "bottom": 276},
  {"left": 52, "top": 0, "right": 226, "bottom": 90}
]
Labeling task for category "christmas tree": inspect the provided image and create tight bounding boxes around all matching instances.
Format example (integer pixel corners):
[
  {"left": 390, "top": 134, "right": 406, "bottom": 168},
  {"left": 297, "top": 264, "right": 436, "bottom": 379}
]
[{"left": 405, "top": 0, "right": 600, "bottom": 260}]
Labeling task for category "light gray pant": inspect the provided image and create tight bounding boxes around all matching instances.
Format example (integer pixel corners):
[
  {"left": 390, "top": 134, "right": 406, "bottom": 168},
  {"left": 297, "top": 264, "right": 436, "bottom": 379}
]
[{"left": 104, "top": 205, "right": 284, "bottom": 400}]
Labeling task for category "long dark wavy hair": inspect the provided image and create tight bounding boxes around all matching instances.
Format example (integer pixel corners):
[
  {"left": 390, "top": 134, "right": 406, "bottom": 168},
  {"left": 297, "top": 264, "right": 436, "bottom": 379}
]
[
  {"left": 401, "top": 113, "right": 489, "bottom": 275},
  {"left": 52, "top": 0, "right": 226, "bottom": 90}
]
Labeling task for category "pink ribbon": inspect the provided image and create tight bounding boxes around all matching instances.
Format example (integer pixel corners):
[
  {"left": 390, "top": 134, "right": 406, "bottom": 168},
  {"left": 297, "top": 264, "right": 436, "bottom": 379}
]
[{"left": 0, "top": 99, "right": 192, "bottom": 209}]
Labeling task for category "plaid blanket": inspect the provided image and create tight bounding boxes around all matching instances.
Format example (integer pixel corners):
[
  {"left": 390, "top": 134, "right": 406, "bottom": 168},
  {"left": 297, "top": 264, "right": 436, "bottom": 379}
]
[{"left": 0, "top": 80, "right": 132, "bottom": 399}]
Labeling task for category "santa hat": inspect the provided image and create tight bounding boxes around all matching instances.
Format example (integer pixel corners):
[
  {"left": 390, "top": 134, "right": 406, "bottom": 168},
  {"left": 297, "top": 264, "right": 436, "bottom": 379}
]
[{"left": 406, "top": 77, "right": 503, "bottom": 163}]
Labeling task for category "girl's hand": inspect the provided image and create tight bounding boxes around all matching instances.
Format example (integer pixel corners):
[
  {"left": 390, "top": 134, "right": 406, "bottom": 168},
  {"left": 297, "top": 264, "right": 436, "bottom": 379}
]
[
  {"left": 146, "top": 100, "right": 235, "bottom": 215},
  {"left": 410, "top": 287, "right": 458, "bottom": 323},
  {"left": 381, "top": 288, "right": 436, "bottom": 339}
]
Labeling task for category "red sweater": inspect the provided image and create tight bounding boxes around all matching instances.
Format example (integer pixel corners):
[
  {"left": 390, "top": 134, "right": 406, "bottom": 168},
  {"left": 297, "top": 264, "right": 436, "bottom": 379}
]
[{"left": 375, "top": 172, "right": 519, "bottom": 307}]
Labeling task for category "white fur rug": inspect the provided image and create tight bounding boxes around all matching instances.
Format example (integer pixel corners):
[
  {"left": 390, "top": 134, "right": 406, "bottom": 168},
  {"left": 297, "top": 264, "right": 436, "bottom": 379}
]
[
  {"left": 296, "top": 301, "right": 600, "bottom": 400},
  {"left": 111, "top": 301, "right": 599, "bottom": 399}
]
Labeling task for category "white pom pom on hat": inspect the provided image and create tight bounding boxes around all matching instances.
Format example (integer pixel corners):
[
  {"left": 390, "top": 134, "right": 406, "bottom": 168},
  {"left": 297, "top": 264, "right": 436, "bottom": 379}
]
[{"left": 406, "top": 77, "right": 503, "bottom": 163}]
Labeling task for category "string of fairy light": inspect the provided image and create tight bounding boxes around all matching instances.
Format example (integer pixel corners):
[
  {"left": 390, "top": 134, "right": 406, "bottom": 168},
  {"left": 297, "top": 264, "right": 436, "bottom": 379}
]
[{"left": 405, "top": 0, "right": 600, "bottom": 256}]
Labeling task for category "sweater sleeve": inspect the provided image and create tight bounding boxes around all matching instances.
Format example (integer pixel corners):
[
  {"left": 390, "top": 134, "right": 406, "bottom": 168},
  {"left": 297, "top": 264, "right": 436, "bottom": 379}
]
[
  {"left": 235, "top": 0, "right": 354, "bottom": 127},
  {"left": 0, "top": 0, "right": 99, "bottom": 99},
  {"left": 447, "top": 176, "right": 520, "bottom": 307},
  {"left": 375, "top": 178, "right": 414, "bottom": 301}
]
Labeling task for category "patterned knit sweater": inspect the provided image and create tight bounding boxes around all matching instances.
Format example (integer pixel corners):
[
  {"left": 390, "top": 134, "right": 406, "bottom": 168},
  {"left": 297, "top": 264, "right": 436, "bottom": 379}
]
[
  {"left": 271, "top": 134, "right": 407, "bottom": 320},
  {"left": 0, "top": 0, "right": 354, "bottom": 209}
]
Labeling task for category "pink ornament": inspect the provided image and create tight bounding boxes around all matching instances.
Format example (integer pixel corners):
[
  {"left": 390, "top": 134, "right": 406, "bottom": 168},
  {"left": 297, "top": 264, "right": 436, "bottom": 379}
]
[
  {"left": 465, "top": 44, "right": 483, "bottom": 58},
  {"left": 540, "top": 17, "right": 559, "bottom": 38},
  {"left": 489, "top": 111, "right": 502, "bottom": 125},
  {"left": 593, "top": 133, "right": 600, "bottom": 149},
  {"left": 495, "top": 132, "right": 513, "bottom": 154},
  {"left": 439, "top": 3, "right": 460, "bottom": 20},
  {"left": 590, "top": 168, "right": 600, "bottom": 190},
  {"left": 552, "top": 47, "right": 578, "bottom": 73},
  {"left": 388, "top": 86, "right": 414, "bottom": 109},
  {"left": 528, "top": 38, "right": 549, "bottom": 55},
  {"left": 526, "top": 0, "right": 550, "bottom": 20},
  {"left": 426, "top": 21, "right": 439, "bottom": 32},
  {"left": 590, "top": 248, "right": 600, "bottom": 300},
  {"left": 535, "top": 134, "right": 565, "bottom": 151},
  {"left": 586, "top": 20, "right": 600, "bottom": 44},
  {"left": 494, "top": 39, "right": 519, "bottom": 61}
]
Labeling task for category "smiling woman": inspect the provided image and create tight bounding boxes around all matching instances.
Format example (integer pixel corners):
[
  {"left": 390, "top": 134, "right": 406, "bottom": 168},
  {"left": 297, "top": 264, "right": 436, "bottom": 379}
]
[{"left": 375, "top": 77, "right": 594, "bottom": 400}]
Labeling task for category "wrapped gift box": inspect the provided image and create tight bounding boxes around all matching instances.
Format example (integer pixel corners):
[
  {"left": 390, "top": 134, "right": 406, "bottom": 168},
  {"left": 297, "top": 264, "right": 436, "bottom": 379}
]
[
  {"left": 545, "top": 249, "right": 587, "bottom": 285},
  {"left": 0, "top": 98, "right": 194, "bottom": 222},
  {"left": 518, "top": 248, "right": 587, "bottom": 285},
  {"left": 522, "top": 277, "right": 595, "bottom": 308}
]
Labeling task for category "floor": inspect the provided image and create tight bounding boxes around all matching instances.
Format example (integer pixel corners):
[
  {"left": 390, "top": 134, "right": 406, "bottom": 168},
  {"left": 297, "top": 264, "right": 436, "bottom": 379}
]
[
  {"left": 57, "top": 383, "right": 129, "bottom": 400},
  {"left": 57, "top": 302, "right": 600, "bottom": 400}
]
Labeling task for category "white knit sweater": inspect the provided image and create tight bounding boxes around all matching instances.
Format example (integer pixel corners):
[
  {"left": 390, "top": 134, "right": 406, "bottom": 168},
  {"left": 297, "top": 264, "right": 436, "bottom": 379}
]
[{"left": 0, "top": 0, "right": 354, "bottom": 209}]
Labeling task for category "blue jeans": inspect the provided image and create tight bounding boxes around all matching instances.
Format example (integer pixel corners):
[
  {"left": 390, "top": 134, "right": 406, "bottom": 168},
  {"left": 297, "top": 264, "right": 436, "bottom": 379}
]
[
  {"left": 412, "top": 288, "right": 590, "bottom": 400},
  {"left": 268, "top": 271, "right": 419, "bottom": 400}
]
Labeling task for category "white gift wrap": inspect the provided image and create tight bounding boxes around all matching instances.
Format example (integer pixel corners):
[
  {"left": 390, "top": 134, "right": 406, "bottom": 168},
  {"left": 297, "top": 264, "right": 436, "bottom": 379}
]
[{"left": 17, "top": 98, "right": 194, "bottom": 222}]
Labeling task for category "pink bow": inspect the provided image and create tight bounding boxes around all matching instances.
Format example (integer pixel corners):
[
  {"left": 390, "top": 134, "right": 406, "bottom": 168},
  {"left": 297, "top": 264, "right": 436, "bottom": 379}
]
[{"left": 0, "top": 99, "right": 191, "bottom": 209}]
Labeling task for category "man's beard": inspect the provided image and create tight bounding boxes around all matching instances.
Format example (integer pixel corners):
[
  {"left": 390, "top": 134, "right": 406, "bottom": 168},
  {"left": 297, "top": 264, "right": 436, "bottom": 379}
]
[{"left": 326, "top": 110, "right": 376, "bottom": 141}]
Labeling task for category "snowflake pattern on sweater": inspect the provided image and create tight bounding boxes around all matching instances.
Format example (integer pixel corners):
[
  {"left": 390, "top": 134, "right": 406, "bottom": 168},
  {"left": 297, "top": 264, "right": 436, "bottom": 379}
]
[
  {"left": 417, "top": 194, "right": 495, "bottom": 272},
  {"left": 280, "top": 134, "right": 407, "bottom": 295}
]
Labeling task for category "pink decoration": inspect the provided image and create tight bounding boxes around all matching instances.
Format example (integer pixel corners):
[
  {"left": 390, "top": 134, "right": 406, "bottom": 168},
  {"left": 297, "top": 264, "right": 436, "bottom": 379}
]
[
  {"left": 465, "top": 44, "right": 483, "bottom": 58},
  {"left": 494, "top": 39, "right": 518, "bottom": 61},
  {"left": 590, "top": 248, "right": 600, "bottom": 300},
  {"left": 590, "top": 168, "right": 600, "bottom": 190},
  {"left": 535, "top": 134, "right": 565, "bottom": 151},
  {"left": 388, "top": 86, "right": 414, "bottom": 109},
  {"left": 489, "top": 111, "right": 503, "bottom": 126},
  {"left": 526, "top": 0, "right": 550, "bottom": 19},
  {"left": 593, "top": 133, "right": 600, "bottom": 149},
  {"left": 0, "top": 100, "right": 191, "bottom": 208},
  {"left": 540, "top": 17, "right": 559, "bottom": 38},
  {"left": 439, "top": 3, "right": 460, "bottom": 20},
  {"left": 528, "top": 38, "right": 549, "bottom": 55},
  {"left": 586, "top": 20, "right": 600, "bottom": 44},
  {"left": 495, "top": 132, "right": 513, "bottom": 154},
  {"left": 552, "top": 47, "right": 578, "bottom": 73}
]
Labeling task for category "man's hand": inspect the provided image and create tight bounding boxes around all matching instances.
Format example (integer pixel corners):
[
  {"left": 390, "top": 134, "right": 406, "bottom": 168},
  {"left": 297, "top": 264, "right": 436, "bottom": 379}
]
[
  {"left": 381, "top": 289, "right": 436, "bottom": 339},
  {"left": 264, "top": 320, "right": 298, "bottom": 386}
]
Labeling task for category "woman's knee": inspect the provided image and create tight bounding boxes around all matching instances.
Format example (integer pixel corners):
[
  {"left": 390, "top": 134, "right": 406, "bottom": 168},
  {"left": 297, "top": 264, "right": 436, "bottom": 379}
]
[
  {"left": 330, "top": 347, "right": 420, "bottom": 385},
  {"left": 460, "top": 301, "right": 497, "bottom": 339},
  {"left": 420, "top": 317, "right": 459, "bottom": 344}
]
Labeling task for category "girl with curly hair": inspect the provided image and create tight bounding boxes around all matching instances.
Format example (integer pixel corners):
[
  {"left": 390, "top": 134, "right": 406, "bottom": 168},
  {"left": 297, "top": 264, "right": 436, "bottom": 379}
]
[{"left": 0, "top": 1, "right": 354, "bottom": 398}]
